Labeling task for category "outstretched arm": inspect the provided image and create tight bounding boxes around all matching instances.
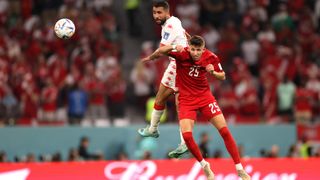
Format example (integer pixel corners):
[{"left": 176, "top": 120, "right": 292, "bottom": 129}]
[
  {"left": 141, "top": 45, "right": 183, "bottom": 63},
  {"left": 206, "top": 64, "right": 226, "bottom": 80},
  {"left": 185, "top": 31, "right": 191, "bottom": 41}
]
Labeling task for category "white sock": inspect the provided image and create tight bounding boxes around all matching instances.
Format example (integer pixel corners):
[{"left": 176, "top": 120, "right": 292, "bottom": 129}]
[
  {"left": 149, "top": 109, "right": 163, "bottom": 132},
  {"left": 179, "top": 128, "right": 186, "bottom": 145},
  {"left": 235, "top": 163, "right": 243, "bottom": 171},
  {"left": 200, "top": 159, "right": 207, "bottom": 168}
]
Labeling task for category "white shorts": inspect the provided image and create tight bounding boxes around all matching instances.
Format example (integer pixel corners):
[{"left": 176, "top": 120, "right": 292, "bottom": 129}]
[{"left": 161, "top": 58, "right": 178, "bottom": 92}]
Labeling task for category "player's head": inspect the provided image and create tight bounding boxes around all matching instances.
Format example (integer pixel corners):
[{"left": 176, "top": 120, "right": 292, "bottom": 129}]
[
  {"left": 188, "top": 35, "right": 206, "bottom": 61},
  {"left": 152, "top": 0, "right": 170, "bottom": 25}
]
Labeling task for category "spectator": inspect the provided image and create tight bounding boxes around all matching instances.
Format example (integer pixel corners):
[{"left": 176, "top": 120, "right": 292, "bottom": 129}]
[
  {"left": 39, "top": 79, "right": 58, "bottom": 121},
  {"left": 212, "top": 149, "right": 222, "bottom": 158},
  {"left": 294, "top": 83, "right": 314, "bottom": 124},
  {"left": 175, "top": 0, "right": 200, "bottom": 35},
  {"left": 130, "top": 61, "right": 155, "bottom": 114},
  {"left": 78, "top": 136, "right": 100, "bottom": 160},
  {"left": 259, "top": 149, "right": 267, "bottom": 157},
  {"left": 142, "top": 151, "right": 152, "bottom": 160},
  {"left": 218, "top": 83, "right": 238, "bottom": 123},
  {"left": 277, "top": 76, "right": 296, "bottom": 123},
  {"left": 82, "top": 63, "right": 108, "bottom": 125},
  {"left": 1, "top": 87, "right": 19, "bottom": 124},
  {"left": 198, "top": 0, "right": 225, "bottom": 28},
  {"left": 0, "top": 150, "right": 7, "bottom": 162},
  {"left": 125, "top": 0, "right": 141, "bottom": 36},
  {"left": 199, "top": 132, "right": 210, "bottom": 158},
  {"left": 314, "top": 147, "right": 320, "bottom": 157},
  {"left": 68, "top": 148, "right": 82, "bottom": 161},
  {"left": 298, "top": 136, "right": 312, "bottom": 158},
  {"left": 117, "top": 151, "right": 128, "bottom": 161},
  {"left": 267, "top": 145, "right": 279, "bottom": 158},
  {"left": 241, "top": 33, "right": 260, "bottom": 76},
  {"left": 26, "top": 153, "right": 36, "bottom": 163},
  {"left": 287, "top": 144, "right": 299, "bottom": 157},
  {"left": 106, "top": 68, "right": 127, "bottom": 126},
  {"left": 67, "top": 83, "right": 88, "bottom": 125},
  {"left": 51, "top": 152, "right": 62, "bottom": 162},
  {"left": 271, "top": 3, "right": 294, "bottom": 43}
]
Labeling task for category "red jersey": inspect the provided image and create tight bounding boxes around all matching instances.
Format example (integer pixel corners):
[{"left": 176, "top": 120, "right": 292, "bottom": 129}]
[{"left": 169, "top": 48, "right": 223, "bottom": 99}]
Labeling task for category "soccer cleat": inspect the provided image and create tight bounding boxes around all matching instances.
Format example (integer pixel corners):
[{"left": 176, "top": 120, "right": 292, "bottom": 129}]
[
  {"left": 203, "top": 162, "right": 215, "bottom": 180},
  {"left": 238, "top": 169, "right": 251, "bottom": 180},
  {"left": 138, "top": 126, "right": 160, "bottom": 138},
  {"left": 168, "top": 143, "right": 189, "bottom": 158}
]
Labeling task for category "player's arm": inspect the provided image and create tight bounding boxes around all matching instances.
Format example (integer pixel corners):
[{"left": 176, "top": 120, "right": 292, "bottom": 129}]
[
  {"left": 141, "top": 45, "right": 183, "bottom": 63},
  {"left": 185, "top": 31, "right": 191, "bottom": 41},
  {"left": 206, "top": 64, "right": 226, "bottom": 80}
]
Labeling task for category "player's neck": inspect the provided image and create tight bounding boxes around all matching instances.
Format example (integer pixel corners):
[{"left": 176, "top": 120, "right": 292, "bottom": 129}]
[{"left": 166, "top": 15, "right": 171, "bottom": 21}]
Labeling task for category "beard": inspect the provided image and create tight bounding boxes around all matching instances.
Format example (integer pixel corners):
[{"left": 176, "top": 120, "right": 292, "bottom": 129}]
[
  {"left": 155, "top": 18, "right": 167, "bottom": 25},
  {"left": 159, "top": 19, "right": 166, "bottom": 25}
]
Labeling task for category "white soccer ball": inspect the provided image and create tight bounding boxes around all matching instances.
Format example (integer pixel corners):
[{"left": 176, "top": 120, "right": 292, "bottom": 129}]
[{"left": 54, "top": 18, "right": 75, "bottom": 39}]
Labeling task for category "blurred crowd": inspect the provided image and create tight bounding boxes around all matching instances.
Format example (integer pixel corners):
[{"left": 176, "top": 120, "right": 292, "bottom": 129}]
[
  {"left": 0, "top": 136, "right": 106, "bottom": 163},
  {"left": 0, "top": 0, "right": 319, "bottom": 127},
  {"left": 0, "top": 0, "right": 126, "bottom": 126}
]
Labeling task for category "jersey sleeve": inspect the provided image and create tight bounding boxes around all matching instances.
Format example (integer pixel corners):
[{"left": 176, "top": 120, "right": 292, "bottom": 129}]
[
  {"left": 168, "top": 50, "right": 187, "bottom": 61},
  {"left": 200, "top": 52, "right": 223, "bottom": 72},
  {"left": 210, "top": 55, "right": 224, "bottom": 72}
]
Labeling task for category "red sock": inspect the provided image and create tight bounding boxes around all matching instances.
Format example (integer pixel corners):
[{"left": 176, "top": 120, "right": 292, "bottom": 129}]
[
  {"left": 154, "top": 103, "right": 165, "bottom": 110},
  {"left": 182, "top": 132, "right": 203, "bottom": 162},
  {"left": 219, "top": 127, "right": 241, "bottom": 164}
]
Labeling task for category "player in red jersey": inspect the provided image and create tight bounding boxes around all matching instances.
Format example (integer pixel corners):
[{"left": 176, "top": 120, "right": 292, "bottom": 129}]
[{"left": 141, "top": 35, "right": 251, "bottom": 180}]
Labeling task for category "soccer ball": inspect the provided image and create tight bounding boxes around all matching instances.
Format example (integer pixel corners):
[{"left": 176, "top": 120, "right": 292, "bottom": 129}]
[{"left": 54, "top": 18, "right": 75, "bottom": 39}]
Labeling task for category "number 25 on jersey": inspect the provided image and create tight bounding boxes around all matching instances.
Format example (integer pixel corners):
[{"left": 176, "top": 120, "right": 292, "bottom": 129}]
[
  {"left": 189, "top": 66, "right": 199, "bottom": 77},
  {"left": 209, "top": 102, "right": 220, "bottom": 114}
]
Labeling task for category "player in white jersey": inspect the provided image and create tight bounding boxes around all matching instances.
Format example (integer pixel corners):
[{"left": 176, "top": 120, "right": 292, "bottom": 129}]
[{"left": 138, "top": 0, "right": 189, "bottom": 158}]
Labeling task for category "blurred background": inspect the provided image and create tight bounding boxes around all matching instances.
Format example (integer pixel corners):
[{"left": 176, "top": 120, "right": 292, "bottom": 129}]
[{"left": 0, "top": 0, "right": 319, "bottom": 166}]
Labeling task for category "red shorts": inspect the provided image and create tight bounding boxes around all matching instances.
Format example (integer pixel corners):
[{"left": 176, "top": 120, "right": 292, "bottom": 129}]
[{"left": 178, "top": 94, "right": 222, "bottom": 121}]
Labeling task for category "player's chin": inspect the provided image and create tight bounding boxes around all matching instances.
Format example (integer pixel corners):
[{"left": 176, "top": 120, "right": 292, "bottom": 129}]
[{"left": 193, "top": 57, "right": 200, "bottom": 61}]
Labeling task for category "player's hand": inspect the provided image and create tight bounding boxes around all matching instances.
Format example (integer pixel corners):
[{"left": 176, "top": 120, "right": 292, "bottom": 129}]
[
  {"left": 185, "top": 32, "right": 191, "bottom": 41},
  {"left": 176, "top": 45, "right": 184, "bottom": 52},
  {"left": 205, "top": 64, "right": 214, "bottom": 72},
  {"left": 141, "top": 56, "right": 151, "bottom": 63}
]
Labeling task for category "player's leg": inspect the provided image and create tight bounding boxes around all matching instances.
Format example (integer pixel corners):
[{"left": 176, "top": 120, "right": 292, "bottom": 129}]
[
  {"left": 138, "top": 60, "right": 177, "bottom": 137},
  {"left": 138, "top": 83, "right": 174, "bottom": 138},
  {"left": 180, "top": 118, "right": 214, "bottom": 180},
  {"left": 209, "top": 114, "right": 250, "bottom": 180},
  {"left": 168, "top": 92, "right": 188, "bottom": 158},
  {"left": 150, "top": 83, "right": 174, "bottom": 130}
]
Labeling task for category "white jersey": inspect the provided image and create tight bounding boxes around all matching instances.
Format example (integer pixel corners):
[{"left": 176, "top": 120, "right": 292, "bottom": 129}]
[
  {"left": 160, "top": 16, "right": 187, "bottom": 91},
  {"left": 160, "top": 16, "right": 188, "bottom": 47}
]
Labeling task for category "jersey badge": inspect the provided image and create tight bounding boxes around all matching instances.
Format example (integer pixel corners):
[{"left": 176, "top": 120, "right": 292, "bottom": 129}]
[{"left": 163, "top": 32, "right": 170, "bottom": 40}]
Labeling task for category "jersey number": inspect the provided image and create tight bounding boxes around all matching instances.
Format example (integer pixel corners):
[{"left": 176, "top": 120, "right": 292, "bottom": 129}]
[
  {"left": 189, "top": 66, "right": 199, "bottom": 77},
  {"left": 209, "top": 102, "right": 220, "bottom": 114}
]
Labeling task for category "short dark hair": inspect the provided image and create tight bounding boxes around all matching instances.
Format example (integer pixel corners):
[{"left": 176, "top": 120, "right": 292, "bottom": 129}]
[
  {"left": 153, "top": 0, "right": 170, "bottom": 10},
  {"left": 81, "top": 136, "right": 89, "bottom": 142},
  {"left": 189, "top": 35, "right": 205, "bottom": 47}
]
